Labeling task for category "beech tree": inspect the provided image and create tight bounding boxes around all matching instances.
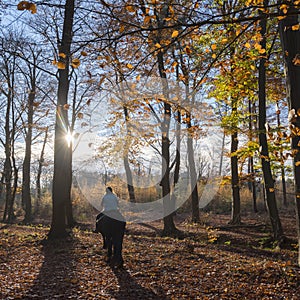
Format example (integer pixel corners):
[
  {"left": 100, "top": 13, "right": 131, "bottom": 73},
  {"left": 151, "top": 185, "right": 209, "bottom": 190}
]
[{"left": 48, "top": 0, "right": 75, "bottom": 238}]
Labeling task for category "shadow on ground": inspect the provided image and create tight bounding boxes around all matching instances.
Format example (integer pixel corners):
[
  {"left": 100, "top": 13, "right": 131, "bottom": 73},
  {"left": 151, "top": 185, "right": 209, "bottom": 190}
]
[{"left": 22, "top": 237, "right": 78, "bottom": 299}]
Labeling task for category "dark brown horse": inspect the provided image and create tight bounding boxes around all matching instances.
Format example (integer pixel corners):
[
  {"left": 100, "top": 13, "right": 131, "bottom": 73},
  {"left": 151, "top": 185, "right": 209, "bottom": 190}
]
[{"left": 95, "top": 211, "right": 126, "bottom": 267}]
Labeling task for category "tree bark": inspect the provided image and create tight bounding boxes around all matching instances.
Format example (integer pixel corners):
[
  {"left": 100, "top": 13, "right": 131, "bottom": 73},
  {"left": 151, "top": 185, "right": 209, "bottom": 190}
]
[
  {"left": 259, "top": 1, "right": 283, "bottom": 241},
  {"left": 35, "top": 127, "right": 48, "bottom": 215},
  {"left": 48, "top": 0, "right": 75, "bottom": 238},
  {"left": 123, "top": 106, "right": 136, "bottom": 202},
  {"left": 229, "top": 129, "right": 241, "bottom": 225},
  {"left": 187, "top": 114, "right": 199, "bottom": 223},
  {"left": 22, "top": 87, "right": 35, "bottom": 223},
  {"left": 279, "top": 0, "right": 300, "bottom": 265}
]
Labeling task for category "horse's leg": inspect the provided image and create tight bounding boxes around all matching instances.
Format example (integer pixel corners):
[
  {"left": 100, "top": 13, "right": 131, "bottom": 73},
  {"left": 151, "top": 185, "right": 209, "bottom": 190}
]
[
  {"left": 112, "top": 232, "right": 124, "bottom": 267},
  {"left": 106, "top": 237, "right": 112, "bottom": 263},
  {"left": 101, "top": 233, "right": 107, "bottom": 249}
]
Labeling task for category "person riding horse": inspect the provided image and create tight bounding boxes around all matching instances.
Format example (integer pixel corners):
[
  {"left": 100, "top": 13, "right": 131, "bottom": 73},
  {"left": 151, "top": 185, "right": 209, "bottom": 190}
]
[{"left": 94, "top": 187, "right": 126, "bottom": 267}]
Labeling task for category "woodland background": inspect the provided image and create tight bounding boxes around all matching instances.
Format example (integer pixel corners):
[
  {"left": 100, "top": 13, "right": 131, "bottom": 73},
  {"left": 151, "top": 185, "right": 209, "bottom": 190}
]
[{"left": 0, "top": 0, "right": 300, "bottom": 298}]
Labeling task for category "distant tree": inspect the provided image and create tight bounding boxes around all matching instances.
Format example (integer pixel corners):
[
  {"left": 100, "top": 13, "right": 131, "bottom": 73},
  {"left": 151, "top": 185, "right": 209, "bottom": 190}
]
[{"left": 0, "top": 34, "right": 20, "bottom": 223}]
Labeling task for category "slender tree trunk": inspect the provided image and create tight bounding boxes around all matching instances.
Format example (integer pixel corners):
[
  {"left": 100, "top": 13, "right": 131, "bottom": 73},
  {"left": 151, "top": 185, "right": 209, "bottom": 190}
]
[
  {"left": 48, "top": 0, "right": 75, "bottom": 238},
  {"left": 22, "top": 89, "right": 35, "bottom": 223},
  {"left": 187, "top": 114, "right": 199, "bottom": 223},
  {"left": 157, "top": 50, "right": 177, "bottom": 235},
  {"left": 279, "top": 1, "right": 300, "bottom": 265},
  {"left": 123, "top": 106, "right": 135, "bottom": 202},
  {"left": 219, "top": 130, "right": 226, "bottom": 176},
  {"left": 276, "top": 101, "right": 288, "bottom": 207},
  {"left": 229, "top": 129, "right": 241, "bottom": 224},
  {"left": 10, "top": 155, "right": 18, "bottom": 223},
  {"left": 36, "top": 127, "right": 48, "bottom": 215},
  {"left": 248, "top": 99, "right": 258, "bottom": 212},
  {"left": 259, "top": 2, "right": 283, "bottom": 241},
  {"left": 3, "top": 89, "right": 13, "bottom": 223},
  {"left": 178, "top": 49, "right": 199, "bottom": 222}
]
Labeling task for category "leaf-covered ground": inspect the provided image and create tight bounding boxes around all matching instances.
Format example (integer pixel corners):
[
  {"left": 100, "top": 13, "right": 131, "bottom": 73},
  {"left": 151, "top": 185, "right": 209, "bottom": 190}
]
[{"left": 0, "top": 213, "right": 299, "bottom": 299}]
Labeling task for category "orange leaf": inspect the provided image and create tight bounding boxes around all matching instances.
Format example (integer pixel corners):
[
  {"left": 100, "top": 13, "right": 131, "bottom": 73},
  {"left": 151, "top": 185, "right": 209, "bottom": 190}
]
[
  {"left": 71, "top": 58, "right": 80, "bottom": 68},
  {"left": 57, "top": 62, "right": 66, "bottom": 69},
  {"left": 211, "top": 44, "right": 217, "bottom": 51},
  {"left": 17, "top": 1, "right": 36, "bottom": 14},
  {"left": 126, "top": 63, "right": 134, "bottom": 69},
  {"left": 171, "top": 30, "right": 179, "bottom": 38}
]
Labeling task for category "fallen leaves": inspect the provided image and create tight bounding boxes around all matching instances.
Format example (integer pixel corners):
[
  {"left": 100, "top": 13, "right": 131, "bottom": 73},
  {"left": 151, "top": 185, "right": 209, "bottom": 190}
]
[{"left": 0, "top": 214, "right": 299, "bottom": 299}]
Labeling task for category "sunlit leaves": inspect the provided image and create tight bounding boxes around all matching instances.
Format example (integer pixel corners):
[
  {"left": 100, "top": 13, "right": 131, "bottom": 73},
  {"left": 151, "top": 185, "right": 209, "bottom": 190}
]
[
  {"left": 126, "top": 63, "right": 134, "bottom": 69},
  {"left": 71, "top": 58, "right": 80, "bottom": 68},
  {"left": 125, "top": 5, "right": 136, "bottom": 13},
  {"left": 292, "top": 54, "right": 300, "bottom": 66},
  {"left": 17, "top": 1, "right": 36, "bottom": 14},
  {"left": 52, "top": 60, "right": 66, "bottom": 69},
  {"left": 280, "top": 4, "right": 288, "bottom": 14},
  {"left": 171, "top": 30, "right": 179, "bottom": 38}
]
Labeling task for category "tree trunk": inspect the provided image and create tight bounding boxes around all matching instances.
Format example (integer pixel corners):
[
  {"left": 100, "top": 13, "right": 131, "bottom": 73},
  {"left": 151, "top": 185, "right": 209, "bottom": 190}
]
[
  {"left": 248, "top": 99, "right": 258, "bottom": 212},
  {"left": 259, "top": 2, "right": 283, "bottom": 241},
  {"left": 3, "top": 86, "right": 13, "bottom": 223},
  {"left": 187, "top": 114, "right": 199, "bottom": 223},
  {"left": 229, "top": 130, "right": 241, "bottom": 225},
  {"left": 279, "top": 1, "right": 300, "bottom": 265},
  {"left": 48, "top": 0, "right": 75, "bottom": 239},
  {"left": 157, "top": 50, "right": 177, "bottom": 235},
  {"left": 276, "top": 100, "right": 288, "bottom": 207},
  {"left": 35, "top": 127, "right": 48, "bottom": 215},
  {"left": 123, "top": 106, "right": 135, "bottom": 202},
  {"left": 22, "top": 88, "right": 35, "bottom": 223}
]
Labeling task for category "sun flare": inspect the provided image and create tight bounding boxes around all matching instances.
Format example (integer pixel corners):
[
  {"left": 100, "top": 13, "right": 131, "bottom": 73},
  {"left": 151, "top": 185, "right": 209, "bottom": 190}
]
[{"left": 65, "top": 128, "right": 75, "bottom": 148}]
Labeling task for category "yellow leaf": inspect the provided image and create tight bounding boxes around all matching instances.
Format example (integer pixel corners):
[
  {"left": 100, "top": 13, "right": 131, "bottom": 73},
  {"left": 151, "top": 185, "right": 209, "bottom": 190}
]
[
  {"left": 57, "top": 62, "right": 66, "bottom": 69},
  {"left": 295, "top": 161, "right": 300, "bottom": 166},
  {"left": 136, "top": 75, "right": 141, "bottom": 81},
  {"left": 212, "top": 53, "right": 217, "bottom": 59},
  {"left": 259, "top": 48, "right": 266, "bottom": 54},
  {"left": 292, "top": 24, "right": 300, "bottom": 31},
  {"left": 155, "top": 43, "right": 161, "bottom": 48},
  {"left": 211, "top": 44, "right": 217, "bottom": 51},
  {"left": 52, "top": 59, "right": 57, "bottom": 65},
  {"left": 126, "top": 63, "right": 134, "bottom": 69},
  {"left": 221, "top": 38, "right": 228, "bottom": 44},
  {"left": 58, "top": 52, "right": 66, "bottom": 58},
  {"left": 245, "top": 42, "right": 251, "bottom": 48},
  {"left": 171, "top": 30, "right": 179, "bottom": 38},
  {"left": 63, "top": 104, "right": 70, "bottom": 110},
  {"left": 269, "top": 188, "right": 275, "bottom": 192},
  {"left": 254, "top": 43, "right": 262, "bottom": 50},
  {"left": 250, "top": 65, "right": 256, "bottom": 70},
  {"left": 71, "top": 58, "right": 80, "bottom": 68}
]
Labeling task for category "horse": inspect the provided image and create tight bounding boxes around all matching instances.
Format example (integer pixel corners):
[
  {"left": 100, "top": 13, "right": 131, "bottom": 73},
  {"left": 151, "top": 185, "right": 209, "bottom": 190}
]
[{"left": 95, "top": 211, "right": 126, "bottom": 268}]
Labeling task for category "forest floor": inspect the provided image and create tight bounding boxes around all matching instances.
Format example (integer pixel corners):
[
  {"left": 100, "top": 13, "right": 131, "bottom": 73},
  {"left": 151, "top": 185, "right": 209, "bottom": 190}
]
[{"left": 0, "top": 212, "right": 299, "bottom": 299}]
